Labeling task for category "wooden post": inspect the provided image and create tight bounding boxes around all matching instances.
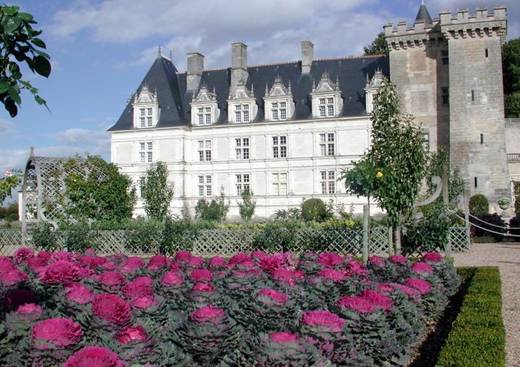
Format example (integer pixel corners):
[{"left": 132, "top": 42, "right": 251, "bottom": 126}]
[
  {"left": 387, "top": 226, "right": 394, "bottom": 256},
  {"left": 394, "top": 226, "right": 401, "bottom": 254},
  {"left": 362, "top": 204, "right": 369, "bottom": 264}
]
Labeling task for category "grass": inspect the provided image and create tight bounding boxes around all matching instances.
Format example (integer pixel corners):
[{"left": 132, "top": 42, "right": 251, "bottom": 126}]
[{"left": 435, "top": 267, "right": 505, "bottom": 367}]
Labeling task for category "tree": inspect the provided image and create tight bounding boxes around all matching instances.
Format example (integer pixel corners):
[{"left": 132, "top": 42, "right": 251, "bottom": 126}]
[
  {"left": 364, "top": 32, "right": 388, "bottom": 56},
  {"left": 0, "top": 172, "right": 20, "bottom": 205},
  {"left": 142, "top": 161, "right": 174, "bottom": 221},
  {"left": 0, "top": 5, "right": 51, "bottom": 117},
  {"left": 503, "top": 38, "right": 520, "bottom": 117},
  {"left": 62, "top": 156, "right": 135, "bottom": 223},
  {"left": 195, "top": 192, "right": 229, "bottom": 222},
  {"left": 238, "top": 190, "right": 255, "bottom": 222}
]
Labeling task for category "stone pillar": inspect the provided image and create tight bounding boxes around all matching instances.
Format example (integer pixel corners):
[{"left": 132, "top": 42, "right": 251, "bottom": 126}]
[
  {"left": 186, "top": 52, "right": 204, "bottom": 92},
  {"left": 231, "top": 42, "right": 248, "bottom": 88},
  {"left": 301, "top": 40, "right": 314, "bottom": 74}
]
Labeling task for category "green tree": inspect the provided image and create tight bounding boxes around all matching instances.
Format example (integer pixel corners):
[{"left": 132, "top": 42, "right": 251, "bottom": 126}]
[
  {"left": 195, "top": 192, "right": 229, "bottom": 222},
  {"left": 503, "top": 38, "right": 520, "bottom": 117},
  {"left": 363, "top": 32, "right": 388, "bottom": 56},
  {"left": 301, "top": 198, "right": 332, "bottom": 222},
  {"left": 62, "top": 156, "right": 135, "bottom": 223},
  {"left": 0, "top": 202, "right": 18, "bottom": 222},
  {"left": 142, "top": 161, "right": 174, "bottom": 221},
  {"left": 238, "top": 190, "right": 255, "bottom": 222},
  {"left": 0, "top": 5, "right": 51, "bottom": 117},
  {"left": 0, "top": 173, "right": 20, "bottom": 204}
]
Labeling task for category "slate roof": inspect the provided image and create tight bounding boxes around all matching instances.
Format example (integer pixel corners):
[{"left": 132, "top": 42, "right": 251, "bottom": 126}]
[
  {"left": 108, "top": 54, "right": 389, "bottom": 131},
  {"left": 415, "top": 4, "right": 433, "bottom": 25}
]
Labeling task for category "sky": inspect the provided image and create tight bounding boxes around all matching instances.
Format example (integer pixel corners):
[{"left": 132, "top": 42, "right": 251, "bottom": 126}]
[{"left": 0, "top": 0, "right": 519, "bottom": 176}]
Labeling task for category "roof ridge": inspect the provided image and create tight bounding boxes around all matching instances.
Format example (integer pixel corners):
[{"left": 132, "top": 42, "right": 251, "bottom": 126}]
[{"left": 176, "top": 54, "right": 386, "bottom": 74}]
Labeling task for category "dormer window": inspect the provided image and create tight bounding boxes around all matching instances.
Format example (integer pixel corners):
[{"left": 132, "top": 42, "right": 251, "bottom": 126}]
[
  {"left": 365, "top": 69, "right": 384, "bottom": 114},
  {"left": 133, "top": 86, "right": 159, "bottom": 128},
  {"left": 191, "top": 85, "right": 219, "bottom": 126},
  {"left": 311, "top": 72, "right": 342, "bottom": 119},
  {"left": 228, "top": 82, "right": 257, "bottom": 123},
  {"left": 264, "top": 76, "right": 294, "bottom": 121}
]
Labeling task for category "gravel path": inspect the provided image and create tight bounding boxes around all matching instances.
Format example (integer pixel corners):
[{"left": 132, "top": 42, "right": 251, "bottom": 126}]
[{"left": 453, "top": 243, "right": 520, "bottom": 367}]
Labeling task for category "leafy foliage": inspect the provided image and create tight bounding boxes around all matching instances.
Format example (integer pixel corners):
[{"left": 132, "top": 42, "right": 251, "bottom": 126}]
[
  {"left": 301, "top": 198, "right": 332, "bottom": 222},
  {"left": 341, "top": 157, "right": 380, "bottom": 199},
  {"left": 141, "top": 162, "right": 174, "bottom": 221},
  {"left": 237, "top": 190, "right": 255, "bottom": 222},
  {"left": 503, "top": 38, "right": 520, "bottom": 117},
  {"left": 0, "top": 5, "right": 51, "bottom": 117},
  {"left": 159, "top": 217, "right": 199, "bottom": 255},
  {"left": 61, "top": 156, "right": 135, "bottom": 224},
  {"left": 0, "top": 202, "right": 18, "bottom": 222},
  {"left": 471, "top": 214, "right": 505, "bottom": 242},
  {"left": 195, "top": 192, "right": 229, "bottom": 222},
  {"left": 363, "top": 32, "right": 388, "bottom": 56},
  {"left": 0, "top": 174, "right": 20, "bottom": 205},
  {"left": 31, "top": 222, "right": 59, "bottom": 251},
  {"left": 273, "top": 208, "right": 301, "bottom": 220},
  {"left": 469, "top": 194, "right": 489, "bottom": 216}
]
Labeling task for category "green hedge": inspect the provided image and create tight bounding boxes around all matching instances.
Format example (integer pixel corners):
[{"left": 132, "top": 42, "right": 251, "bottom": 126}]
[{"left": 436, "top": 267, "right": 505, "bottom": 367}]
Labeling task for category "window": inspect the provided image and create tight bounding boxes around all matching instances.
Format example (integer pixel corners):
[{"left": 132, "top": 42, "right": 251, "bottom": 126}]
[
  {"left": 139, "top": 177, "right": 146, "bottom": 198},
  {"left": 320, "top": 133, "right": 335, "bottom": 156},
  {"left": 236, "top": 174, "right": 250, "bottom": 195},
  {"left": 272, "top": 172, "right": 288, "bottom": 195},
  {"left": 139, "top": 108, "right": 146, "bottom": 128},
  {"left": 485, "top": 48, "right": 489, "bottom": 58},
  {"left": 198, "top": 140, "right": 212, "bottom": 161},
  {"left": 474, "top": 177, "right": 478, "bottom": 189},
  {"left": 441, "top": 50, "right": 449, "bottom": 65},
  {"left": 139, "top": 142, "right": 153, "bottom": 163},
  {"left": 320, "top": 171, "right": 336, "bottom": 194},
  {"left": 146, "top": 108, "right": 153, "bottom": 127},
  {"left": 235, "top": 138, "right": 250, "bottom": 160},
  {"left": 271, "top": 101, "right": 287, "bottom": 121},
  {"left": 422, "top": 132, "right": 430, "bottom": 151},
  {"left": 198, "top": 175, "right": 212, "bottom": 197},
  {"left": 441, "top": 87, "right": 449, "bottom": 106},
  {"left": 480, "top": 133, "right": 484, "bottom": 145},
  {"left": 471, "top": 90, "right": 476, "bottom": 102},
  {"left": 235, "top": 104, "right": 250, "bottom": 123},
  {"left": 197, "top": 107, "right": 212, "bottom": 125},
  {"left": 272, "top": 135, "right": 287, "bottom": 158},
  {"left": 319, "top": 97, "right": 335, "bottom": 117}
]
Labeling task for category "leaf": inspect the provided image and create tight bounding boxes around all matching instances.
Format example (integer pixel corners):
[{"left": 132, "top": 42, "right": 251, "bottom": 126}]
[
  {"left": 4, "top": 97, "right": 18, "bottom": 117},
  {"left": 18, "top": 12, "right": 33, "bottom": 22},
  {"left": 33, "top": 55, "right": 51, "bottom": 77},
  {"left": 0, "top": 80, "right": 9, "bottom": 94},
  {"left": 31, "top": 37, "right": 46, "bottom": 48}
]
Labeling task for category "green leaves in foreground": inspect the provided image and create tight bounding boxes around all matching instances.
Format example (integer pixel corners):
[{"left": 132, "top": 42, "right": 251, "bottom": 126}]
[{"left": 0, "top": 5, "right": 51, "bottom": 117}]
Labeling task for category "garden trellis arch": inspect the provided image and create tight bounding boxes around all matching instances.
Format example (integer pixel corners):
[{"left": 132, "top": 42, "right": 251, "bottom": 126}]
[{"left": 20, "top": 153, "right": 95, "bottom": 240}]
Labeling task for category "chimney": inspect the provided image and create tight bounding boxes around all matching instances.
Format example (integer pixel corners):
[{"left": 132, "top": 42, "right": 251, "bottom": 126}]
[
  {"left": 231, "top": 42, "right": 248, "bottom": 87},
  {"left": 301, "top": 41, "right": 314, "bottom": 74},
  {"left": 187, "top": 52, "right": 204, "bottom": 92}
]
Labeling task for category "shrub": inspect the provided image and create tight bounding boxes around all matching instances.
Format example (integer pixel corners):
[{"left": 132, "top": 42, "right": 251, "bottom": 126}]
[
  {"left": 437, "top": 267, "right": 505, "bottom": 367},
  {"left": 509, "top": 216, "right": 520, "bottom": 241},
  {"left": 63, "top": 222, "right": 94, "bottom": 252},
  {"left": 273, "top": 208, "right": 301, "bottom": 220},
  {"left": 469, "top": 194, "right": 489, "bottom": 216},
  {"left": 471, "top": 213, "right": 506, "bottom": 242},
  {"left": 126, "top": 219, "right": 163, "bottom": 253},
  {"left": 31, "top": 222, "right": 59, "bottom": 251},
  {"left": 301, "top": 198, "right": 332, "bottom": 222},
  {"left": 195, "top": 193, "right": 229, "bottom": 222},
  {"left": 253, "top": 220, "right": 301, "bottom": 252},
  {"left": 238, "top": 190, "right": 255, "bottom": 222},
  {"left": 159, "top": 217, "right": 197, "bottom": 255},
  {"left": 141, "top": 161, "right": 174, "bottom": 221}
]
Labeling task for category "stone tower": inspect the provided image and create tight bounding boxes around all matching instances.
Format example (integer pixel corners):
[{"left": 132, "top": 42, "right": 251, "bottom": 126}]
[{"left": 385, "top": 5, "right": 510, "bottom": 203}]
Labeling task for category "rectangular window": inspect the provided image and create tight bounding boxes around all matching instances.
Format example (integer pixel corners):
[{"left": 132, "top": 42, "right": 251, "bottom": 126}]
[
  {"left": 422, "top": 132, "right": 430, "bottom": 151},
  {"left": 243, "top": 105, "right": 250, "bottom": 122},
  {"left": 474, "top": 177, "right": 478, "bottom": 189},
  {"left": 485, "top": 48, "right": 489, "bottom": 58},
  {"left": 198, "top": 175, "right": 212, "bottom": 197},
  {"left": 319, "top": 97, "right": 335, "bottom": 117},
  {"left": 235, "top": 138, "right": 250, "bottom": 160},
  {"left": 320, "top": 133, "right": 335, "bottom": 156},
  {"left": 480, "top": 133, "right": 484, "bottom": 145},
  {"left": 272, "top": 102, "right": 279, "bottom": 120},
  {"left": 198, "top": 107, "right": 204, "bottom": 124},
  {"left": 441, "top": 87, "right": 449, "bottom": 106},
  {"left": 146, "top": 108, "right": 153, "bottom": 127},
  {"left": 441, "top": 50, "right": 449, "bottom": 65},
  {"left": 272, "top": 172, "right": 288, "bottom": 195},
  {"left": 272, "top": 135, "right": 287, "bottom": 158},
  {"left": 236, "top": 174, "right": 250, "bottom": 195},
  {"left": 235, "top": 105, "right": 242, "bottom": 123},
  {"left": 471, "top": 90, "right": 475, "bottom": 102},
  {"left": 139, "top": 141, "right": 153, "bottom": 163},
  {"left": 319, "top": 98, "right": 326, "bottom": 117},
  {"left": 139, "top": 177, "right": 146, "bottom": 198},
  {"left": 205, "top": 107, "right": 212, "bottom": 124},
  {"left": 198, "top": 140, "right": 212, "bottom": 161},
  {"left": 320, "top": 170, "right": 336, "bottom": 194},
  {"left": 140, "top": 117, "right": 145, "bottom": 128}
]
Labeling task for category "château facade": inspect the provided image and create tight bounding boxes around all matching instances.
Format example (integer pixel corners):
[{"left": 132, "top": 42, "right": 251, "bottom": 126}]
[{"left": 109, "top": 4, "right": 512, "bottom": 218}]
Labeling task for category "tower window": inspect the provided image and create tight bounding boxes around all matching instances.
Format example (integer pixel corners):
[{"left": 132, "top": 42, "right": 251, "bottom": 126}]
[
  {"left": 441, "top": 87, "right": 449, "bottom": 106},
  {"left": 485, "top": 48, "right": 489, "bottom": 58},
  {"left": 474, "top": 177, "right": 478, "bottom": 188},
  {"left": 480, "top": 134, "right": 484, "bottom": 145},
  {"left": 441, "top": 50, "right": 449, "bottom": 65},
  {"left": 471, "top": 90, "right": 475, "bottom": 102}
]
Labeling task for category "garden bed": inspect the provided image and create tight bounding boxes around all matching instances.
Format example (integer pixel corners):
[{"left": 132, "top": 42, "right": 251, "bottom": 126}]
[{"left": 0, "top": 248, "right": 461, "bottom": 366}]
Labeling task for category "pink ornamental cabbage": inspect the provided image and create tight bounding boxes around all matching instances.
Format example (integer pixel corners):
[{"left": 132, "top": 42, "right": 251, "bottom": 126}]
[
  {"left": 347, "top": 260, "right": 368, "bottom": 276},
  {"left": 131, "top": 296, "right": 155, "bottom": 310},
  {"left": 359, "top": 290, "right": 393, "bottom": 311},
  {"left": 80, "top": 255, "right": 106, "bottom": 269},
  {"left": 272, "top": 268, "right": 304, "bottom": 286},
  {"left": 317, "top": 253, "right": 344, "bottom": 267},
  {"left": 0, "top": 268, "right": 28, "bottom": 286},
  {"left": 270, "top": 332, "right": 299, "bottom": 343},
  {"left": 32, "top": 318, "right": 83, "bottom": 349},
  {"left": 229, "top": 252, "right": 252, "bottom": 266},
  {"left": 209, "top": 256, "right": 227, "bottom": 269},
  {"left": 14, "top": 247, "right": 34, "bottom": 264},
  {"left": 301, "top": 310, "right": 346, "bottom": 332},
  {"left": 92, "top": 294, "right": 132, "bottom": 325},
  {"left": 0, "top": 256, "right": 14, "bottom": 270},
  {"left": 50, "top": 250, "right": 76, "bottom": 263},
  {"left": 259, "top": 253, "right": 286, "bottom": 272},
  {"left": 147, "top": 255, "right": 168, "bottom": 271},
  {"left": 40, "top": 261, "right": 80, "bottom": 285},
  {"left": 100, "top": 261, "right": 117, "bottom": 271},
  {"left": 98, "top": 271, "right": 125, "bottom": 288},
  {"left": 190, "top": 305, "right": 225, "bottom": 324},
  {"left": 123, "top": 276, "right": 153, "bottom": 299},
  {"left": 192, "top": 283, "right": 215, "bottom": 293},
  {"left": 161, "top": 271, "right": 183, "bottom": 287},
  {"left": 16, "top": 303, "right": 42, "bottom": 316},
  {"left": 116, "top": 325, "right": 149, "bottom": 345},
  {"left": 190, "top": 268, "right": 213, "bottom": 283},
  {"left": 318, "top": 268, "right": 347, "bottom": 282},
  {"left": 405, "top": 278, "right": 432, "bottom": 295},
  {"left": 120, "top": 257, "right": 144, "bottom": 274},
  {"left": 337, "top": 295, "right": 376, "bottom": 314},
  {"left": 368, "top": 255, "right": 385, "bottom": 267},
  {"left": 411, "top": 262, "right": 434, "bottom": 275},
  {"left": 376, "top": 283, "right": 395, "bottom": 294},
  {"left": 391, "top": 283, "right": 421, "bottom": 297},
  {"left": 3, "top": 289, "right": 37, "bottom": 311},
  {"left": 65, "top": 283, "right": 94, "bottom": 305},
  {"left": 422, "top": 251, "right": 443, "bottom": 263},
  {"left": 389, "top": 255, "right": 408, "bottom": 265},
  {"left": 186, "top": 256, "right": 205, "bottom": 268},
  {"left": 258, "top": 288, "right": 289, "bottom": 305},
  {"left": 64, "top": 346, "right": 124, "bottom": 367},
  {"left": 175, "top": 250, "right": 192, "bottom": 263}
]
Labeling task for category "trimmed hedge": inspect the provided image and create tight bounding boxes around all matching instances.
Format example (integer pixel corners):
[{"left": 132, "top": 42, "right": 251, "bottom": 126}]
[{"left": 436, "top": 267, "right": 505, "bottom": 367}]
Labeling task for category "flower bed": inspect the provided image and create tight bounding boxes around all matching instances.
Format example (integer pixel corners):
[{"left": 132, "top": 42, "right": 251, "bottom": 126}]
[{"left": 0, "top": 248, "right": 460, "bottom": 366}]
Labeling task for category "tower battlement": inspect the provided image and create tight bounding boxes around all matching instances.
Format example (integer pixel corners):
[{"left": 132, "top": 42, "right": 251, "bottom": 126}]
[{"left": 439, "top": 7, "right": 507, "bottom": 40}]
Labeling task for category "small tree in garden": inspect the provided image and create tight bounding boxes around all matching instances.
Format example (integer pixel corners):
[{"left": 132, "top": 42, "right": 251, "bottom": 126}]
[
  {"left": 469, "top": 194, "right": 489, "bottom": 216},
  {"left": 62, "top": 156, "right": 135, "bottom": 223},
  {"left": 141, "top": 162, "right": 174, "bottom": 221},
  {"left": 238, "top": 190, "right": 255, "bottom": 222},
  {"left": 301, "top": 198, "right": 332, "bottom": 222},
  {"left": 195, "top": 192, "right": 229, "bottom": 222},
  {"left": 0, "top": 170, "right": 21, "bottom": 205}
]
